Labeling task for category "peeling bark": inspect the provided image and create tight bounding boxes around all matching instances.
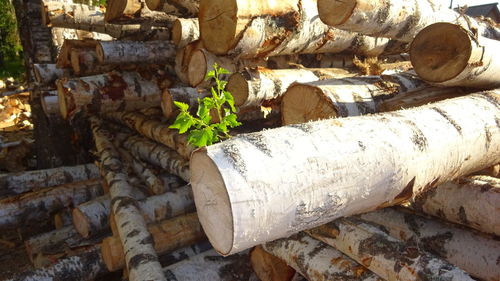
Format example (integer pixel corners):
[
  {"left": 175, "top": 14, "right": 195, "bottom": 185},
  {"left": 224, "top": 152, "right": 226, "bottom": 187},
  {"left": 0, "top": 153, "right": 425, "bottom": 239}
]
[{"left": 96, "top": 40, "right": 176, "bottom": 65}]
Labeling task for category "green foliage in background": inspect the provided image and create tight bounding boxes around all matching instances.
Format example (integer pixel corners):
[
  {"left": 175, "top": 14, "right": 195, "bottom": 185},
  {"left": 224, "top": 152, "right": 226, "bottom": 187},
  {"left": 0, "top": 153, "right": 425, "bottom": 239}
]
[
  {"left": 169, "top": 64, "right": 242, "bottom": 147},
  {"left": 0, "top": 0, "right": 24, "bottom": 79}
]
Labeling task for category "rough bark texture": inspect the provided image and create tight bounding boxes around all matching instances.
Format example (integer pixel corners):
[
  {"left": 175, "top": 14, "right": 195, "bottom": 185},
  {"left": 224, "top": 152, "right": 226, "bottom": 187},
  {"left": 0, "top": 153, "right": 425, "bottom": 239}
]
[
  {"left": 410, "top": 176, "right": 500, "bottom": 236},
  {"left": 411, "top": 22, "right": 500, "bottom": 88},
  {"left": 172, "top": 18, "right": 200, "bottom": 48},
  {"left": 102, "top": 213, "right": 205, "bottom": 272},
  {"left": 146, "top": 0, "right": 199, "bottom": 17},
  {"left": 96, "top": 40, "right": 176, "bottom": 65},
  {"left": 317, "top": 0, "right": 500, "bottom": 43},
  {"left": 358, "top": 207, "right": 500, "bottom": 281},
  {"left": 250, "top": 246, "right": 296, "bottom": 281},
  {"left": 262, "top": 232, "right": 382, "bottom": 281},
  {"left": 199, "top": 0, "right": 407, "bottom": 58},
  {"left": 0, "top": 163, "right": 99, "bottom": 197},
  {"left": 281, "top": 73, "right": 426, "bottom": 125},
  {"left": 190, "top": 91, "right": 500, "bottom": 255},
  {"left": 33, "top": 63, "right": 72, "bottom": 85},
  {"left": 0, "top": 179, "right": 103, "bottom": 228},
  {"left": 307, "top": 218, "right": 474, "bottom": 281},
  {"left": 57, "top": 69, "right": 165, "bottom": 120},
  {"left": 162, "top": 249, "right": 254, "bottom": 281}
]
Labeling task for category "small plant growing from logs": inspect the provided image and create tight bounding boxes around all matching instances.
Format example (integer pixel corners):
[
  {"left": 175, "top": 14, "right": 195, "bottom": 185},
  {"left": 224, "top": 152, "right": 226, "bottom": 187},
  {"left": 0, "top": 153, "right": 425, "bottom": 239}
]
[{"left": 169, "top": 63, "right": 242, "bottom": 147}]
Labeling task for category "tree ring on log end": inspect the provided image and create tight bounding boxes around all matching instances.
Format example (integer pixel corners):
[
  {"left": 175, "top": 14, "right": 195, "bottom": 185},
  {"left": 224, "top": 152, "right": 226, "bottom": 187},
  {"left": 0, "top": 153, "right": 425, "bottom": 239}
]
[
  {"left": 318, "top": 0, "right": 357, "bottom": 26},
  {"left": 199, "top": 0, "right": 238, "bottom": 54},
  {"left": 172, "top": 19, "right": 184, "bottom": 45},
  {"left": 101, "top": 236, "right": 125, "bottom": 272},
  {"left": 161, "top": 89, "right": 175, "bottom": 119},
  {"left": 227, "top": 72, "right": 249, "bottom": 107},
  {"left": 72, "top": 208, "right": 91, "bottom": 238},
  {"left": 145, "top": 0, "right": 161, "bottom": 11},
  {"left": 187, "top": 50, "right": 208, "bottom": 86},
  {"left": 410, "top": 22, "right": 472, "bottom": 83}
]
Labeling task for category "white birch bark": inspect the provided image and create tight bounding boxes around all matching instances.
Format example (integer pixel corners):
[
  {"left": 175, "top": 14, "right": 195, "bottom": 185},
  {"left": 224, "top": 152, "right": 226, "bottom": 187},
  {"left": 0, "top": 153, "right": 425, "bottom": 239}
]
[
  {"left": 96, "top": 40, "right": 176, "bottom": 65},
  {"left": 307, "top": 218, "right": 474, "bottom": 281},
  {"left": 262, "top": 232, "right": 382, "bottom": 281},
  {"left": 33, "top": 63, "right": 71, "bottom": 85},
  {"left": 190, "top": 91, "right": 500, "bottom": 255},
  {"left": 158, "top": 241, "right": 212, "bottom": 267},
  {"left": 41, "top": 91, "right": 60, "bottom": 116},
  {"left": 409, "top": 175, "right": 500, "bottom": 236},
  {"left": 72, "top": 194, "right": 114, "bottom": 238},
  {"left": 172, "top": 18, "right": 200, "bottom": 48},
  {"left": 411, "top": 22, "right": 500, "bottom": 88}
]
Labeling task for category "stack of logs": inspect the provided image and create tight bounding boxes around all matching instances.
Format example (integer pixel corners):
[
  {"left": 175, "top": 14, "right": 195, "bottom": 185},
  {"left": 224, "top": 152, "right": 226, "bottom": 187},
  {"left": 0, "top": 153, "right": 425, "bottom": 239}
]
[{"left": 2, "top": 0, "right": 500, "bottom": 280}]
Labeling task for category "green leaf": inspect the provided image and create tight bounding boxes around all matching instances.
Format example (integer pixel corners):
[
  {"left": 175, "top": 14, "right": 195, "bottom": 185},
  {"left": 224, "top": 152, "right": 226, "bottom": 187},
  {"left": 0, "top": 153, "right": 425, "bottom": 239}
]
[
  {"left": 188, "top": 127, "right": 214, "bottom": 147},
  {"left": 223, "top": 90, "right": 236, "bottom": 112},
  {"left": 169, "top": 112, "right": 194, "bottom": 134},
  {"left": 196, "top": 100, "right": 211, "bottom": 123},
  {"left": 173, "top": 101, "right": 189, "bottom": 112},
  {"left": 205, "top": 70, "right": 215, "bottom": 81},
  {"left": 224, "top": 113, "right": 242, "bottom": 128},
  {"left": 218, "top": 68, "right": 231, "bottom": 75}
]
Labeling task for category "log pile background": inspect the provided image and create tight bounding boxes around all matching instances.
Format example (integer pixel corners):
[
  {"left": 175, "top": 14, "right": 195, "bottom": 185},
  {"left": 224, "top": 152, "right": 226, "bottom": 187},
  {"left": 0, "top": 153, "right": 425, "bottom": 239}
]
[{"left": 1, "top": 0, "right": 499, "bottom": 280}]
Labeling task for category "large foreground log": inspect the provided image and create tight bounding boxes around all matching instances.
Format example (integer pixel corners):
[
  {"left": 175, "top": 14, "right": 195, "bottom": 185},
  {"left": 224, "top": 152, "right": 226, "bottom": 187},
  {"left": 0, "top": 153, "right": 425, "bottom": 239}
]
[
  {"left": 101, "top": 213, "right": 206, "bottom": 272},
  {"left": 190, "top": 91, "right": 500, "bottom": 255},
  {"left": 0, "top": 179, "right": 103, "bottom": 227},
  {"left": 317, "top": 0, "right": 500, "bottom": 42},
  {"left": 199, "top": 0, "right": 407, "bottom": 58},
  {"left": 411, "top": 22, "right": 500, "bottom": 88},
  {"left": 262, "top": 232, "right": 381, "bottom": 281},
  {"left": 358, "top": 208, "right": 500, "bottom": 281},
  {"left": 0, "top": 163, "right": 99, "bottom": 197},
  {"left": 96, "top": 40, "right": 176, "bottom": 65},
  {"left": 307, "top": 218, "right": 474, "bottom": 281},
  {"left": 33, "top": 63, "right": 71, "bottom": 85},
  {"left": 409, "top": 176, "right": 500, "bottom": 236}
]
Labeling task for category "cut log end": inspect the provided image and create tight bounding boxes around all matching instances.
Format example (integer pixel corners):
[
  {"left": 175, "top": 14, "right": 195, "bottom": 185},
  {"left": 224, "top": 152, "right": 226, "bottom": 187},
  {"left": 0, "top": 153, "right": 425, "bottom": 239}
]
[
  {"left": 317, "top": 0, "right": 356, "bottom": 26},
  {"left": 187, "top": 49, "right": 208, "bottom": 86},
  {"left": 199, "top": 0, "right": 237, "bottom": 54},
  {"left": 145, "top": 0, "right": 161, "bottom": 11},
  {"left": 72, "top": 208, "right": 91, "bottom": 238},
  {"left": 172, "top": 20, "right": 183, "bottom": 45},
  {"left": 95, "top": 43, "right": 105, "bottom": 64},
  {"left": 227, "top": 73, "right": 249, "bottom": 107},
  {"left": 410, "top": 22, "right": 472, "bottom": 83},
  {"left": 56, "top": 80, "right": 70, "bottom": 119},
  {"left": 70, "top": 50, "right": 81, "bottom": 74},
  {"left": 161, "top": 89, "right": 175, "bottom": 119},
  {"left": 101, "top": 236, "right": 125, "bottom": 272},
  {"left": 190, "top": 148, "right": 233, "bottom": 255},
  {"left": 105, "top": 0, "right": 137, "bottom": 22},
  {"left": 281, "top": 84, "right": 338, "bottom": 125}
]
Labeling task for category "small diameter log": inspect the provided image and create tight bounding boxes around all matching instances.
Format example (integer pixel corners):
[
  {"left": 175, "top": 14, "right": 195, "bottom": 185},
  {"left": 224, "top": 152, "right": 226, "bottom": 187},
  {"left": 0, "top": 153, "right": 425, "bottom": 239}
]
[
  {"left": 70, "top": 49, "right": 116, "bottom": 76},
  {"left": 172, "top": 18, "right": 200, "bottom": 48},
  {"left": 262, "top": 233, "right": 382, "bottom": 281},
  {"left": 190, "top": 91, "right": 500, "bottom": 255},
  {"left": 162, "top": 249, "right": 253, "bottom": 281},
  {"left": 41, "top": 90, "right": 60, "bottom": 116},
  {"left": 227, "top": 67, "right": 353, "bottom": 108},
  {"left": 146, "top": 0, "right": 199, "bottom": 17},
  {"left": 317, "top": 0, "right": 500, "bottom": 43},
  {"left": 72, "top": 195, "right": 113, "bottom": 238},
  {"left": 0, "top": 179, "right": 103, "bottom": 227},
  {"left": 281, "top": 73, "right": 425, "bottom": 125},
  {"left": 0, "top": 163, "right": 99, "bottom": 197},
  {"left": 96, "top": 40, "right": 176, "bottom": 65},
  {"left": 162, "top": 87, "right": 208, "bottom": 119},
  {"left": 358, "top": 208, "right": 500, "bottom": 281},
  {"left": 104, "top": 0, "right": 142, "bottom": 22},
  {"left": 409, "top": 176, "right": 500, "bottom": 236},
  {"left": 250, "top": 246, "right": 296, "bottom": 281},
  {"left": 102, "top": 212, "right": 205, "bottom": 272},
  {"left": 307, "top": 218, "right": 474, "bottom": 281},
  {"left": 33, "top": 63, "right": 71, "bottom": 85},
  {"left": 54, "top": 208, "right": 73, "bottom": 229},
  {"left": 56, "top": 39, "right": 98, "bottom": 68},
  {"left": 7, "top": 246, "right": 107, "bottom": 281},
  {"left": 411, "top": 22, "right": 500, "bottom": 88},
  {"left": 57, "top": 70, "right": 164, "bottom": 120},
  {"left": 175, "top": 40, "right": 204, "bottom": 83},
  {"left": 199, "top": 0, "right": 407, "bottom": 58}
]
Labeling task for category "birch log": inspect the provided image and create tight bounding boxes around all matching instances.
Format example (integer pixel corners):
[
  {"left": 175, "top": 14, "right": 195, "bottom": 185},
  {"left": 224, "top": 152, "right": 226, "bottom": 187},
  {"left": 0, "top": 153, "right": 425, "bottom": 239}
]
[
  {"left": 190, "top": 91, "right": 500, "bottom": 255},
  {"left": 57, "top": 70, "right": 164, "bottom": 119},
  {"left": 0, "top": 179, "right": 103, "bottom": 227},
  {"left": 172, "top": 18, "right": 199, "bottom": 48},
  {"left": 162, "top": 249, "right": 253, "bottom": 281},
  {"left": 72, "top": 195, "right": 113, "bottom": 238},
  {"left": 158, "top": 241, "right": 213, "bottom": 267},
  {"left": 56, "top": 39, "right": 98, "bottom": 68},
  {"left": 411, "top": 22, "right": 500, "bottom": 88},
  {"left": 33, "top": 63, "right": 71, "bottom": 85},
  {"left": 198, "top": 0, "right": 407, "bottom": 58},
  {"left": 70, "top": 49, "right": 116, "bottom": 76},
  {"left": 96, "top": 40, "right": 176, "bottom": 65},
  {"left": 53, "top": 208, "right": 72, "bottom": 229},
  {"left": 101, "top": 213, "right": 205, "bottom": 271},
  {"left": 307, "top": 218, "right": 474, "bottom": 281},
  {"left": 317, "top": 0, "right": 500, "bottom": 42},
  {"left": 146, "top": 0, "right": 199, "bottom": 17},
  {"left": 358, "top": 208, "right": 500, "bottom": 281},
  {"left": 227, "top": 67, "right": 353, "bottom": 108},
  {"left": 262, "top": 233, "right": 382, "bottom": 281},
  {"left": 250, "top": 246, "right": 296, "bottom": 281},
  {"left": 162, "top": 87, "right": 208, "bottom": 119},
  {"left": 0, "top": 163, "right": 99, "bottom": 197},
  {"left": 41, "top": 91, "right": 60, "bottom": 116},
  {"left": 281, "top": 73, "right": 425, "bottom": 125},
  {"left": 104, "top": 0, "right": 141, "bottom": 22},
  {"left": 175, "top": 40, "right": 204, "bottom": 83},
  {"left": 90, "top": 117, "right": 165, "bottom": 281},
  {"left": 409, "top": 176, "right": 500, "bottom": 236}
]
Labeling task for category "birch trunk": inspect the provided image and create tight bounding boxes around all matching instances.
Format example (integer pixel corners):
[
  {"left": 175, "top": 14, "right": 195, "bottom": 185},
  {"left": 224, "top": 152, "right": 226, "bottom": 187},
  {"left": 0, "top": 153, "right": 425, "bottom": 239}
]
[
  {"left": 162, "top": 87, "right": 208, "bottom": 120},
  {"left": 307, "top": 218, "right": 474, "bottom": 281},
  {"left": 172, "top": 18, "right": 200, "bottom": 48},
  {"left": 162, "top": 249, "right": 254, "bottom": 281},
  {"left": 41, "top": 91, "right": 60, "bottom": 116},
  {"left": 358, "top": 207, "right": 500, "bottom": 281},
  {"left": 0, "top": 179, "right": 103, "bottom": 227},
  {"left": 101, "top": 212, "right": 205, "bottom": 272},
  {"left": 250, "top": 246, "right": 296, "bottom": 281},
  {"left": 190, "top": 91, "right": 500, "bottom": 255},
  {"left": 56, "top": 70, "right": 164, "bottom": 120},
  {"left": 96, "top": 40, "right": 176, "bottom": 65},
  {"left": 33, "top": 63, "right": 71, "bottom": 85},
  {"left": 199, "top": 0, "right": 407, "bottom": 58},
  {"left": 317, "top": 0, "right": 500, "bottom": 42},
  {"left": 90, "top": 117, "right": 165, "bottom": 281},
  {"left": 6, "top": 246, "right": 108, "bottom": 281},
  {"left": 409, "top": 176, "right": 500, "bottom": 236},
  {"left": 0, "top": 163, "right": 99, "bottom": 197},
  {"left": 411, "top": 22, "right": 500, "bottom": 88},
  {"left": 262, "top": 233, "right": 382, "bottom": 281},
  {"left": 70, "top": 49, "right": 116, "bottom": 76},
  {"left": 281, "top": 73, "right": 425, "bottom": 125},
  {"left": 145, "top": 0, "right": 199, "bottom": 17},
  {"left": 227, "top": 67, "right": 353, "bottom": 108}
]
